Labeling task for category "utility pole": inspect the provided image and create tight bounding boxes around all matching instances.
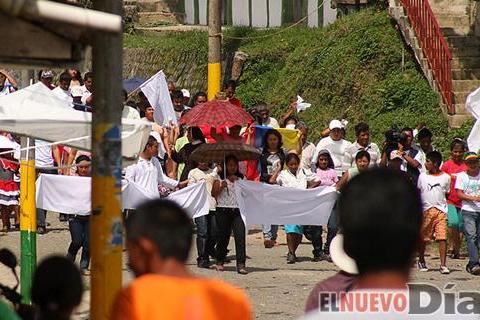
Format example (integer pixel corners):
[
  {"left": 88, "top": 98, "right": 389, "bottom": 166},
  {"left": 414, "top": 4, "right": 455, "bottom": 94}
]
[
  {"left": 90, "top": 0, "right": 123, "bottom": 318},
  {"left": 208, "top": 0, "right": 222, "bottom": 100},
  {"left": 19, "top": 137, "right": 36, "bottom": 304}
]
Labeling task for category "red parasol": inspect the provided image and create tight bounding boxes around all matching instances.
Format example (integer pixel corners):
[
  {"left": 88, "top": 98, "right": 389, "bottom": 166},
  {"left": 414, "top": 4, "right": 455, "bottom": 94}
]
[{"left": 180, "top": 100, "right": 253, "bottom": 128}]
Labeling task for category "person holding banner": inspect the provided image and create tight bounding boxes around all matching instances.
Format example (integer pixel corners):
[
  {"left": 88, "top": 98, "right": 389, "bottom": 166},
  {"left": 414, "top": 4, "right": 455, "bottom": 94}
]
[
  {"left": 66, "top": 155, "right": 92, "bottom": 276},
  {"left": 275, "top": 153, "right": 321, "bottom": 264},
  {"left": 125, "top": 136, "right": 186, "bottom": 198},
  {"left": 260, "top": 129, "right": 286, "bottom": 248},
  {"left": 188, "top": 161, "right": 218, "bottom": 269},
  {"left": 212, "top": 155, "right": 248, "bottom": 275}
]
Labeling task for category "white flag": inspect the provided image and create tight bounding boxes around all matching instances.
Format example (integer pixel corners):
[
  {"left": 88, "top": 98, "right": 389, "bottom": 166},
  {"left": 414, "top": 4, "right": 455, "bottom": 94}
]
[
  {"left": 140, "top": 70, "right": 177, "bottom": 127},
  {"left": 466, "top": 86, "right": 480, "bottom": 153}
]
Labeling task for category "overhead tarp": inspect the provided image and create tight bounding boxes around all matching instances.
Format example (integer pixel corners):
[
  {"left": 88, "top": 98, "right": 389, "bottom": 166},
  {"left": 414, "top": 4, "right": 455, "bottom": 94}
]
[{"left": 0, "top": 83, "right": 151, "bottom": 158}]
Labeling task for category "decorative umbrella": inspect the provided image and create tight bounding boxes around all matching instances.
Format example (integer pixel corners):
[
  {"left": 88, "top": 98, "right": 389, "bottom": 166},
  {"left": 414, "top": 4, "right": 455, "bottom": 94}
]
[
  {"left": 180, "top": 100, "right": 253, "bottom": 128},
  {"left": 190, "top": 142, "right": 261, "bottom": 163}
]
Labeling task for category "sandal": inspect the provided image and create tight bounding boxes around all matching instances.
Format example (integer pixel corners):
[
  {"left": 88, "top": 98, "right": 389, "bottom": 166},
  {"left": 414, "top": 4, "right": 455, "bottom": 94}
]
[
  {"left": 215, "top": 264, "right": 225, "bottom": 272},
  {"left": 237, "top": 266, "right": 248, "bottom": 275}
]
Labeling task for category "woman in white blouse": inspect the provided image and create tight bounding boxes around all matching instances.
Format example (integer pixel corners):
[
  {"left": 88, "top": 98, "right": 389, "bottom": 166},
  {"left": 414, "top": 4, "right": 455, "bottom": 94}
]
[{"left": 211, "top": 155, "right": 247, "bottom": 274}]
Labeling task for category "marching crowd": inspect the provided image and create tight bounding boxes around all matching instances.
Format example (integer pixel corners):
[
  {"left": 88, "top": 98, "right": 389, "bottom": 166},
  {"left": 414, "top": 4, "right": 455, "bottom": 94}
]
[{"left": 1, "top": 68, "right": 480, "bottom": 318}]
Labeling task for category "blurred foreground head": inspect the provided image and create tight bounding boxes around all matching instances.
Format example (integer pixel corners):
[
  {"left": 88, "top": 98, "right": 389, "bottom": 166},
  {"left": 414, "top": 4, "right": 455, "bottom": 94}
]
[
  {"left": 32, "top": 256, "right": 83, "bottom": 320},
  {"left": 125, "top": 199, "right": 193, "bottom": 277},
  {"left": 338, "top": 169, "right": 422, "bottom": 275}
]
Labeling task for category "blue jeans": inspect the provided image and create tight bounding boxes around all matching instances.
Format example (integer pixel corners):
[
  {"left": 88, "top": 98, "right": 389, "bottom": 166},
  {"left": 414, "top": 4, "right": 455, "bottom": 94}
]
[
  {"left": 67, "top": 216, "right": 90, "bottom": 270},
  {"left": 194, "top": 211, "right": 217, "bottom": 263},
  {"left": 461, "top": 209, "right": 480, "bottom": 268},
  {"left": 303, "top": 225, "right": 323, "bottom": 257},
  {"left": 262, "top": 224, "right": 278, "bottom": 241},
  {"left": 324, "top": 205, "right": 338, "bottom": 254}
]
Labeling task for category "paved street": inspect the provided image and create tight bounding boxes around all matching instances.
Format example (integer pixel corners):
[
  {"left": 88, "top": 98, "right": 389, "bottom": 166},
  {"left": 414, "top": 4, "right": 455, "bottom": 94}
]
[{"left": 1, "top": 214, "right": 479, "bottom": 319}]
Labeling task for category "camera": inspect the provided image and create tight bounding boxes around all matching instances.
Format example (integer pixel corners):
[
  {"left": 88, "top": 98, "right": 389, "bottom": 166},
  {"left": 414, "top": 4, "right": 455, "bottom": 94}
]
[{"left": 384, "top": 126, "right": 403, "bottom": 155}]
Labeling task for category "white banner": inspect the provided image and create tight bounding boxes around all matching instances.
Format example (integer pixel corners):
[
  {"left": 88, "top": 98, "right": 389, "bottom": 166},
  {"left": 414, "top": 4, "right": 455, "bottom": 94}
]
[
  {"left": 234, "top": 180, "right": 337, "bottom": 226},
  {"left": 36, "top": 174, "right": 209, "bottom": 218}
]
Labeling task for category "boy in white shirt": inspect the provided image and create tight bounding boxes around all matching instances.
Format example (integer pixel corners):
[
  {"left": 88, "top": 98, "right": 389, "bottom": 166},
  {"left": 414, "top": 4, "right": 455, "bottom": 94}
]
[
  {"left": 455, "top": 152, "right": 480, "bottom": 275},
  {"left": 52, "top": 72, "right": 73, "bottom": 107},
  {"left": 125, "top": 136, "right": 185, "bottom": 197},
  {"left": 417, "top": 151, "right": 451, "bottom": 274}
]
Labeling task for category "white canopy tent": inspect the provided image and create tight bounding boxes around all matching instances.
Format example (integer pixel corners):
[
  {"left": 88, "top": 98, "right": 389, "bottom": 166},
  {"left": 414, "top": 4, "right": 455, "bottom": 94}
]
[{"left": 0, "top": 83, "right": 151, "bottom": 159}]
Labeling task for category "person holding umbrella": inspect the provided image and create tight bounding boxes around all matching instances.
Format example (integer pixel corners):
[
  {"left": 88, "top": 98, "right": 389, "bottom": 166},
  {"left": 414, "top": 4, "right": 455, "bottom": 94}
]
[{"left": 211, "top": 155, "right": 248, "bottom": 275}]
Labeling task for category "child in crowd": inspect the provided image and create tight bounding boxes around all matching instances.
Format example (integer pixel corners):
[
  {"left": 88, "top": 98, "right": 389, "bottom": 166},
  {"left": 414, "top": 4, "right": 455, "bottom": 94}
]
[
  {"left": 212, "top": 155, "right": 247, "bottom": 274},
  {"left": 315, "top": 149, "right": 338, "bottom": 186},
  {"left": 275, "top": 153, "right": 320, "bottom": 263},
  {"left": 260, "top": 129, "right": 286, "bottom": 248},
  {"left": 336, "top": 150, "right": 371, "bottom": 191},
  {"left": 188, "top": 161, "right": 218, "bottom": 268},
  {"left": 0, "top": 143, "right": 19, "bottom": 232},
  {"left": 415, "top": 127, "right": 434, "bottom": 173},
  {"left": 417, "top": 151, "right": 451, "bottom": 274},
  {"left": 314, "top": 149, "right": 338, "bottom": 261},
  {"left": 455, "top": 152, "right": 480, "bottom": 275},
  {"left": 441, "top": 138, "right": 467, "bottom": 259},
  {"left": 67, "top": 155, "right": 92, "bottom": 275}
]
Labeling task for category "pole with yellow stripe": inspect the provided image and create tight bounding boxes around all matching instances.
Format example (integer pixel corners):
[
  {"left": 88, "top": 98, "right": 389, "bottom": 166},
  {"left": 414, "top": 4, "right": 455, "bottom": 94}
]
[
  {"left": 208, "top": 0, "right": 222, "bottom": 100},
  {"left": 19, "top": 137, "right": 36, "bottom": 304},
  {"left": 90, "top": 0, "right": 123, "bottom": 318}
]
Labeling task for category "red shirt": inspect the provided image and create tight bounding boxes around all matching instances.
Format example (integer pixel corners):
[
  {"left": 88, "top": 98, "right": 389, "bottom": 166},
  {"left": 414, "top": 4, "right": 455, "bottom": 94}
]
[
  {"left": 229, "top": 97, "right": 242, "bottom": 109},
  {"left": 441, "top": 159, "right": 467, "bottom": 207}
]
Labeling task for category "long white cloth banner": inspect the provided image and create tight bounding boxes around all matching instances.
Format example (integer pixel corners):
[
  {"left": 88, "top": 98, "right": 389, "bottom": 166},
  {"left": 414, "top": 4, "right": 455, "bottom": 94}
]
[
  {"left": 36, "top": 174, "right": 209, "bottom": 218},
  {"left": 234, "top": 180, "right": 337, "bottom": 226}
]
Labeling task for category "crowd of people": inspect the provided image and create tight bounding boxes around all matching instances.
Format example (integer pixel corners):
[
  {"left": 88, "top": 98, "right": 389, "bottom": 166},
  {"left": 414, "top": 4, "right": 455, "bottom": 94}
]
[{"left": 1, "top": 68, "right": 480, "bottom": 318}]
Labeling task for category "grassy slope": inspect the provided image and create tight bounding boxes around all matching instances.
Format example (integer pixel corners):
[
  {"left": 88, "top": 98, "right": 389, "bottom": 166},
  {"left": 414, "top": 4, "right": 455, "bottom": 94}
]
[{"left": 124, "top": 10, "right": 472, "bottom": 154}]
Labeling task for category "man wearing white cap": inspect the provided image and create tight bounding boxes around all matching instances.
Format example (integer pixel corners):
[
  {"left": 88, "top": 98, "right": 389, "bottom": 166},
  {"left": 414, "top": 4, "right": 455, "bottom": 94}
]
[
  {"left": 39, "top": 70, "right": 55, "bottom": 90},
  {"left": 181, "top": 89, "right": 190, "bottom": 106},
  {"left": 312, "top": 120, "right": 352, "bottom": 178}
]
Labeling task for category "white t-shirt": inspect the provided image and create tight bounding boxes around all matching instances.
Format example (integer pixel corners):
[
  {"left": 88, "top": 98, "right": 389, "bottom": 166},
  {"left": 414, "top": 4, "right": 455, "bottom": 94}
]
[
  {"left": 125, "top": 156, "right": 178, "bottom": 196},
  {"left": 188, "top": 168, "right": 218, "bottom": 210},
  {"left": 455, "top": 171, "right": 480, "bottom": 212},
  {"left": 313, "top": 137, "right": 352, "bottom": 177},
  {"left": 35, "top": 140, "right": 54, "bottom": 168},
  {"left": 52, "top": 86, "right": 73, "bottom": 107},
  {"left": 80, "top": 85, "right": 92, "bottom": 105},
  {"left": 276, "top": 168, "right": 314, "bottom": 190},
  {"left": 417, "top": 172, "right": 450, "bottom": 213},
  {"left": 122, "top": 105, "right": 140, "bottom": 120},
  {"left": 263, "top": 117, "right": 280, "bottom": 129}
]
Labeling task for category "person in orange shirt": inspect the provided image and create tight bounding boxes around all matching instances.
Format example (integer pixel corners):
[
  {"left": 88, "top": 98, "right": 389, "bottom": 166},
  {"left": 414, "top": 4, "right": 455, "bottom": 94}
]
[{"left": 111, "top": 199, "right": 252, "bottom": 320}]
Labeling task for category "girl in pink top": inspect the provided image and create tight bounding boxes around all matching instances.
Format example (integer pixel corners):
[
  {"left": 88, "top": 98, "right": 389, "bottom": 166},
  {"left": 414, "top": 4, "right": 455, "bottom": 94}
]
[
  {"left": 315, "top": 149, "right": 338, "bottom": 187},
  {"left": 441, "top": 138, "right": 467, "bottom": 259}
]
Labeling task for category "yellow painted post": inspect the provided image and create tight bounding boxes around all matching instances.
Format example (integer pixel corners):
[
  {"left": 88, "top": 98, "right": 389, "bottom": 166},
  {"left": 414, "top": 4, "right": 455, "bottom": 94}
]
[
  {"left": 19, "top": 137, "right": 36, "bottom": 304},
  {"left": 90, "top": 0, "right": 123, "bottom": 319},
  {"left": 208, "top": 0, "right": 222, "bottom": 100}
]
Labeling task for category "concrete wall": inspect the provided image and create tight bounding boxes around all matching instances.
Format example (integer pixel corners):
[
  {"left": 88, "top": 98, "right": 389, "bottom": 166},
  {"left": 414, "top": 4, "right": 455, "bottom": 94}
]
[{"left": 183, "top": 0, "right": 337, "bottom": 28}]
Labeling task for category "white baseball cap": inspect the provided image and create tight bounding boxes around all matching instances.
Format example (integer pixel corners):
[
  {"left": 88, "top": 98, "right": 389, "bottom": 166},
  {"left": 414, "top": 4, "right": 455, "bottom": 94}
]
[
  {"left": 329, "top": 234, "right": 359, "bottom": 275},
  {"left": 181, "top": 89, "right": 190, "bottom": 98},
  {"left": 329, "top": 119, "right": 344, "bottom": 130}
]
